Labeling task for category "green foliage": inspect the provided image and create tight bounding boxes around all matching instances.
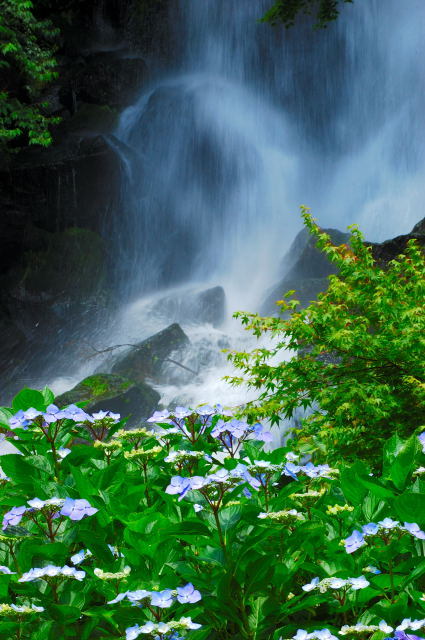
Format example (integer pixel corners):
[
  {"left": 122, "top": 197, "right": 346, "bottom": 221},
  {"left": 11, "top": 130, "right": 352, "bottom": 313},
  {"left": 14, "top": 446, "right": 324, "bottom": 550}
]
[
  {"left": 0, "top": 0, "right": 60, "bottom": 149},
  {"left": 0, "top": 393, "right": 424, "bottom": 639},
  {"left": 262, "top": 0, "right": 353, "bottom": 28},
  {"left": 227, "top": 207, "right": 425, "bottom": 463}
]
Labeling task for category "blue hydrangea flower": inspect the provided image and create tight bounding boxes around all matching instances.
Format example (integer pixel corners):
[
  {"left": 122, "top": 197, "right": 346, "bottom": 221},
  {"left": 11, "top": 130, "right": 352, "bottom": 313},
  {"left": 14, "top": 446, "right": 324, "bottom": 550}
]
[
  {"left": 176, "top": 583, "right": 202, "bottom": 604},
  {"left": 60, "top": 498, "right": 98, "bottom": 521},
  {"left": 165, "top": 476, "right": 191, "bottom": 498},
  {"left": 344, "top": 530, "right": 366, "bottom": 553},
  {"left": 302, "top": 577, "right": 320, "bottom": 592},
  {"left": 378, "top": 518, "right": 399, "bottom": 529},
  {"left": 147, "top": 410, "right": 171, "bottom": 423},
  {"left": 9, "top": 410, "right": 29, "bottom": 430},
  {"left": 2, "top": 505, "right": 27, "bottom": 530},
  {"left": 150, "top": 589, "right": 174, "bottom": 608},
  {"left": 362, "top": 522, "right": 380, "bottom": 536},
  {"left": 402, "top": 522, "right": 425, "bottom": 539}
]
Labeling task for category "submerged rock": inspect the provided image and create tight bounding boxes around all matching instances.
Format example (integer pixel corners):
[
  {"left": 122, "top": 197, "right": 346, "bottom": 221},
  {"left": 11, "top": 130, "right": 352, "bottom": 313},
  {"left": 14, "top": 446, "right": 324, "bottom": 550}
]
[
  {"left": 56, "top": 373, "right": 160, "bottom": 427},
  {"left": 112, "top": 323, "right": 190, "bottom": 383},
  {"left": 153, "top": 286, "right": 226, "bottom": 328}
]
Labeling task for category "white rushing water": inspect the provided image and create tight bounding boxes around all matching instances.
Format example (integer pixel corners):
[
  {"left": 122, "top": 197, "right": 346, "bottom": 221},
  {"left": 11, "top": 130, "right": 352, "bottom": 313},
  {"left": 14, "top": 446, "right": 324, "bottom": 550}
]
[{"left": 51, "top": 0, "right": 425, "bottom": 411}]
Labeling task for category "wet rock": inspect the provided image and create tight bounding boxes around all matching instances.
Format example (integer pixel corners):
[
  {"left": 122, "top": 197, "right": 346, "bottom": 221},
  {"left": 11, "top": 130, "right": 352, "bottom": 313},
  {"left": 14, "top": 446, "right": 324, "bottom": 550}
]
[
  {"left": 261, "top": 227, "right": 349, "bottom": 314},
  {"left": 70, "top": 53, "right": 149, "bottom": 109},
  {"left": 56, "top": 373, "right": 160, "bottom": 427},
  {"left": 368, "top": 217, "right": 425, "bottom": 267},
  {"left": 112, "top": 323, "right": 190, "bottom": 383},
  {"left": 153, "top": 286, "right": 226, "bottom": 327},
  {"left": 3, "top": 226, "right": 108, "bottom": 310}
]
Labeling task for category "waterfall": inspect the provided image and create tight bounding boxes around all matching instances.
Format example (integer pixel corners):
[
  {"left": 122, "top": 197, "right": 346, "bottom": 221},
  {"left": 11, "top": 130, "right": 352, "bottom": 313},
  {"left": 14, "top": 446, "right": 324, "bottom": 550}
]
[
  {"left": 112, "top": 0, "right": 425, "bottom": 305},
  {"left": 51, "top": 0, "right": 425, "bottom": 408}
]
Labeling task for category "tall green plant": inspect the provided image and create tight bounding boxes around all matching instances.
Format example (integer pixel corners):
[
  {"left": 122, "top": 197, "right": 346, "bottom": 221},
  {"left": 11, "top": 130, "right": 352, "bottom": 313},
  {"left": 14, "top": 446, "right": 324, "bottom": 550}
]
[{"left": 227, "top": 208, "right": 425, "bottom": 462}]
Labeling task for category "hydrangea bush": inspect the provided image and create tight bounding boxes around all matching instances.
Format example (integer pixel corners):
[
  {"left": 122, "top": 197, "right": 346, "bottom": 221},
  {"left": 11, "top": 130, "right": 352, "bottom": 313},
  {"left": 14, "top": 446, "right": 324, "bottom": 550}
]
[{"left": 0, "top": 387, "right": 424, "bottom": 639}]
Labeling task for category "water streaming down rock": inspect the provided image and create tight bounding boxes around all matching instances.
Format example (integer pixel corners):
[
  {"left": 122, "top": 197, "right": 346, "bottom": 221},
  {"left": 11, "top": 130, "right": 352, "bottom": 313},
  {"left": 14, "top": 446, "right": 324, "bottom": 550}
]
[{"left": 52, "top": 0, "right": 425, "bottom": 413}]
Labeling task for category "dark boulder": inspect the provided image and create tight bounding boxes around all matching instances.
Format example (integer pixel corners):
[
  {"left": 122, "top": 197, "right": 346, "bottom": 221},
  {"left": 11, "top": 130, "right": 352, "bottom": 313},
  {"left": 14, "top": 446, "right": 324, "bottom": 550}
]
[
  {"left": 261, "top": 227, "right": 349, "bottom": 314},
  {"left": 70, "top": 53, "right": 149, "bottom": 110},
  {"left": 368, "top": 217, "right": 425, "bottom": 267},
  {"left": 112, "top": 323, "right": 190, "bottom": 383},
  {"left": 56, "top": 373, "right": 160, "bottom": 427},
  {"left": 152, "top": 286, "right": 226, "bottom": 328}
]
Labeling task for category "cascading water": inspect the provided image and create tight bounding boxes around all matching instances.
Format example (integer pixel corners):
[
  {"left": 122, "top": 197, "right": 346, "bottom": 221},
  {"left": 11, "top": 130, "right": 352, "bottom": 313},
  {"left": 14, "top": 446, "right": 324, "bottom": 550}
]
[{"left": 52, "top": 0, "right": 425, "bottom": 410}]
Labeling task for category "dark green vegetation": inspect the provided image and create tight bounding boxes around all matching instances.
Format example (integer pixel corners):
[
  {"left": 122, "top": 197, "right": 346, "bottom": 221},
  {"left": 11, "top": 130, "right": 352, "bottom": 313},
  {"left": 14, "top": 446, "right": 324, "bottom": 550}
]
[
  {"left": 0, "top": 0, "right": 59, "bottom": 148},
  {"left": 263, "top": 0, "right": 353, "bottom": 28},
  {"left": 228, "top": 208, "right": 425, "bottom": 464}
]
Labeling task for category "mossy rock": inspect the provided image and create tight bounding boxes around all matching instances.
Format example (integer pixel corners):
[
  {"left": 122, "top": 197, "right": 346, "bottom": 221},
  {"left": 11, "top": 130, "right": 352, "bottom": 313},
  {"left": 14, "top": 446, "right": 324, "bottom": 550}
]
[
  {"left": 56, "top": 373, "right": 160, "bottom": 426},
  {"left": 112, "top": 323, "right": 190, "bottom": 383}
]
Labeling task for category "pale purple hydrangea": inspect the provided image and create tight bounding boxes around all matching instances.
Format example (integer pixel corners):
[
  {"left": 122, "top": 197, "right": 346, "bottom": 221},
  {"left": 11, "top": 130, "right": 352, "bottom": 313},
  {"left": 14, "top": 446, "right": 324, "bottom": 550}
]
[
  {"left": 60, "top": 498, "right": 98, "bottom": 521},
  {"left": 147, "top": 410, "right": 171, "bottom": 423},
  {"left": 2, "top": 505, "right": 27, "bottom": 530},
  {"left": 344, "top": 530, "right": 366, "bottom": 554},
  {"left": 108, "top": 584, "right": 202, "bottom": 609},
  {"left": 150, "top": 589, "right": 174, "bottom": 608},
  {"left": 345, "top": 519, "right": 425, "bottom": 553},
  {"left": 176, "top": 583, "right": 202, "bottom": 604},
  {"left": 19, "top": 564, "right": 85, "bottom": 582}
]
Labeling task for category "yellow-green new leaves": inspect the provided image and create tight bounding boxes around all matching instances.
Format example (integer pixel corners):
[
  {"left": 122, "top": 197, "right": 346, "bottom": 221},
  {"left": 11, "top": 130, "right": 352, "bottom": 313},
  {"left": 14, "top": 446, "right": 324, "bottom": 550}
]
[{"left": 228, "top": 208, "right": 425, "bottom": 463}]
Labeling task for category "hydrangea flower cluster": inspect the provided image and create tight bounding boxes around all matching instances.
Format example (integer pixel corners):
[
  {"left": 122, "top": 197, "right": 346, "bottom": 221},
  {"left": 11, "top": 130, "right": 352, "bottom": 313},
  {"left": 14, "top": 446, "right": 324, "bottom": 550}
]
[
  {"left": 285, "top": 462, "right": 339, "bottom": 479},
  {"left": 0, "top": 603, "right": 44, "bottom": 615},
  {"left": 211, "top": 418, "right": 273, "bottom": 454},
  {"left": 291, "top": 629, "right": 337, "bottom": 640},
  {"left": 418, "top": 432, "right": 425, "bottom": 453},
  {"left": 124, "top": 446, "right": 162, "bottom": 462},
  {"left": 338, "top": 618, "right": 425, "bottom": 635},
  {"left": 164, "top": 450, "right": 205, "bottom": 465},
  {"left": 9, "top": 405, "right": 121, "bottom": 441},
  {"left": 301, "top": 575, "right": 370, "bottom": 593},
  {"left": 94, "top": 566, "right": 131, "bottom": 580},
  {"left": 126, "top": 617, "right": 201, "bottom": 640},
  {"left": 288, "top": 620, "right": 425, "bottom": 640},
  {"left": 19, "top": 565, "right": 85, "bottom": 582},
  {"left": 2, "top": 497, "right": 98, "bottom": 530},
  {"left": 9, "top": 404, "right": 91, "bottom": 429},
  {"left": 326, "top": 504, "right": 354, "bottom": 516},
  {"left": 112, "top": 427, "right": 152, "bottom": 443},
  {"left": 94, "top": 440, "right": 123, "bottom": 452},
  {"left": 258, "top": 509, "right": 305, "bottom": 524},
  {"left": 108, "top": 583, "right": 201, "bottom": 607},
  {"left": 344, "top": 519, "right": 425, "bottom": 553},
  {"left": 165, "top": 463, "right": 263, "bottom": 501}
]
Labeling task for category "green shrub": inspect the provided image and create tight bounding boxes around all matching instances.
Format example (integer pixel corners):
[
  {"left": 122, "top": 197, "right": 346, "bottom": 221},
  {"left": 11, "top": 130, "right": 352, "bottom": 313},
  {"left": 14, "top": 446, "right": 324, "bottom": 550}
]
[{"left": 227, "top": 208, "right": 425, "bottom": 464}]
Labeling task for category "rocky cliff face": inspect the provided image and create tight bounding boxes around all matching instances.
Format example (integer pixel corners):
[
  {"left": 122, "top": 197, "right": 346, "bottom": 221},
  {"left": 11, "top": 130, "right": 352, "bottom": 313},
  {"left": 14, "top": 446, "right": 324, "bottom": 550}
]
[
  {"left": 261, "top": 218, "right": 425, "bottom": 315},
  {"left": 0, "top": 0, "right": 172, "bottom": 397}
]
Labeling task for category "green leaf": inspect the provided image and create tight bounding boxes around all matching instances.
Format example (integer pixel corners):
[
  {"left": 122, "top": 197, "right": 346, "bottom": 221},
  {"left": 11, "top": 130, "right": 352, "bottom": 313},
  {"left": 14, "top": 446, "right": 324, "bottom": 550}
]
[
  {"left": 41, "top": 386, "right": 55, "bottom": 406},
  {"left": 394, "top": 493, "right": 425, "bottom": 525},
  {"left": 389, "top": 436, "right": 420, "bottom": 490},
  {"left": 0, "top": 407, "right": 13, "bottom": 427},
  {"left": 340, "top": 465, "right": 367, "bottom": 504},
  {"left": 12, "top": 388, "right": 46, "bottom": 412}
]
